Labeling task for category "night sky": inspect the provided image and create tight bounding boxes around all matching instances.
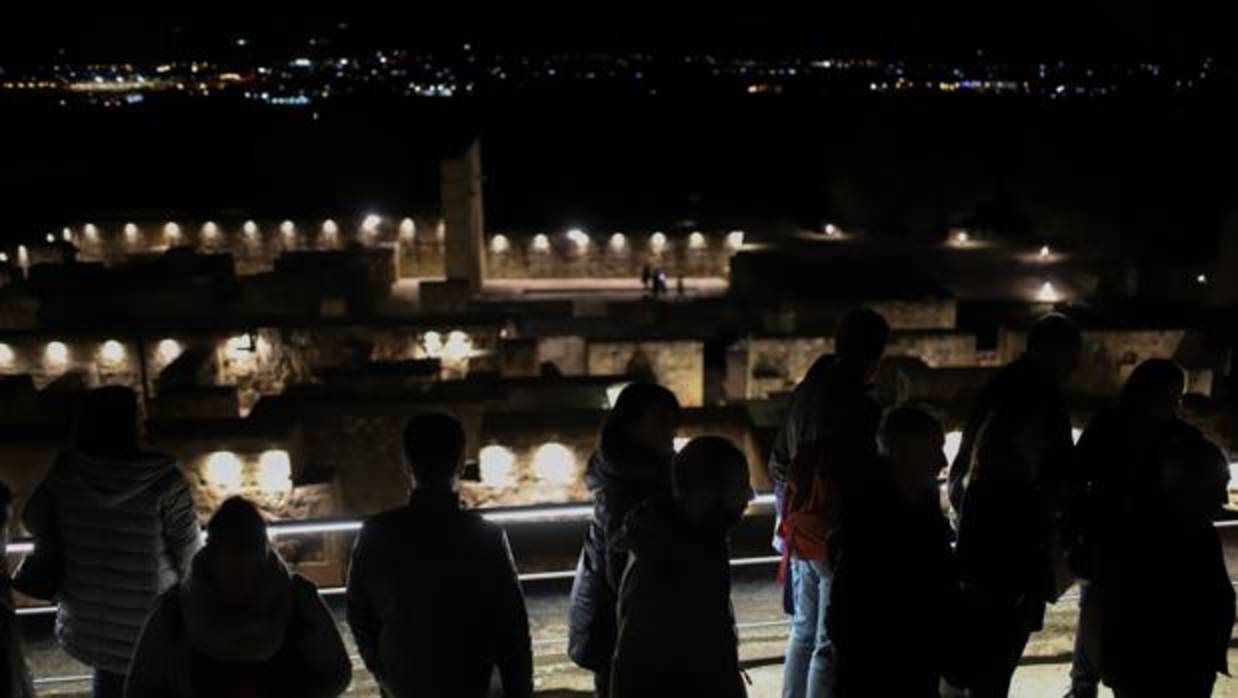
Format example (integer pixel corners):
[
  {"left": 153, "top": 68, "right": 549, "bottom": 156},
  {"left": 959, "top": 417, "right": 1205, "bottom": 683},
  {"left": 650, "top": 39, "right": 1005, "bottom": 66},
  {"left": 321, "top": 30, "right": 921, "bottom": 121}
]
[{"left": 0, "top": 11, "right": 1232, "bottom": 65}]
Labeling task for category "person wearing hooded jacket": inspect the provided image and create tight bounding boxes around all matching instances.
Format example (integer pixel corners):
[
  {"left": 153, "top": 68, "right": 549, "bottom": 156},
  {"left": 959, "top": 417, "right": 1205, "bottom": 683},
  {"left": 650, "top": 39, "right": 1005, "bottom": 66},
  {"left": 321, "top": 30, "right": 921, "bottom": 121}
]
[
  {"left": 567, "top": 382, "right": 681, "bottom": 697},
  {"left": 126, "top": 496, "right": 352, "bottom": 697},
  {"left": 609, "top": 436, "right": 754, "bottom": 698},
  {"left": 20, "top": 386, "right": 201, "bottom": 697}
]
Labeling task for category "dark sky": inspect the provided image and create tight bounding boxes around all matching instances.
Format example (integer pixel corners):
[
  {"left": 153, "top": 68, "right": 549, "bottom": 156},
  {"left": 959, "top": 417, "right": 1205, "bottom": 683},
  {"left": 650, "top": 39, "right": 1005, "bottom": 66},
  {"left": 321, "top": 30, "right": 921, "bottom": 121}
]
[{"left": 0, "top": 9, "right": 1232, "bottom": 65}]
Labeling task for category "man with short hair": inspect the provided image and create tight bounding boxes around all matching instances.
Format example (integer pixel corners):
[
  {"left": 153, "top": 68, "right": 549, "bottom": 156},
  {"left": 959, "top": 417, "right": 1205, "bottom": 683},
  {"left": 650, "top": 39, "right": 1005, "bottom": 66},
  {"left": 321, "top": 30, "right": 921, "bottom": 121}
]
[
  {"left": 346, "top": 413, "right": 533, "bottom": 698},
  {"left": 773, "top": 307, "right": 890, "bottom": 698}
]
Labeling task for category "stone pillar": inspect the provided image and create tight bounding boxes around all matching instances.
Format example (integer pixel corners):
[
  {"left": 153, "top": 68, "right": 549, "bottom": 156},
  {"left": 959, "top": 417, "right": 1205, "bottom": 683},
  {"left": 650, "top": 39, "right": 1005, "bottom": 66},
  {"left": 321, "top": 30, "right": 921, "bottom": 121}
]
[{"left": 440, "top": 140, "right": 486, "bottom": 294}]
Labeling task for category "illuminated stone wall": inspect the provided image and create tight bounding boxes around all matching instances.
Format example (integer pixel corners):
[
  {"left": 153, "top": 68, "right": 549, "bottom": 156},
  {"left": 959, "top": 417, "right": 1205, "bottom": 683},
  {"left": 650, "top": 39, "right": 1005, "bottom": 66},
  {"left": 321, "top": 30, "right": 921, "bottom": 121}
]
[
  {"left": 585, "top": 340, "right": 706, "bottom": 407},
  {"left": 732, "top": 331, "right": 982, "bottom": 400},
  {"left": 11, "top": 221, "right": 741, "bottom": 283}
]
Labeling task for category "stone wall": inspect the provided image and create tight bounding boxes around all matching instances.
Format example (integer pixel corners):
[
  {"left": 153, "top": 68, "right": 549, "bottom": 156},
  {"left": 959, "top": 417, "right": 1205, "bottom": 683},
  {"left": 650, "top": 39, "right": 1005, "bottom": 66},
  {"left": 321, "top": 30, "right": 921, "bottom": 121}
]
[
  {"left": 586, "top": 340, "right": 705, "bottom": 407},
  {"left": 732, "top": 331, "right": 981, "bottom": 400},
  {"left": 19, "top": 221, "right": 740, "bottom": 283}
]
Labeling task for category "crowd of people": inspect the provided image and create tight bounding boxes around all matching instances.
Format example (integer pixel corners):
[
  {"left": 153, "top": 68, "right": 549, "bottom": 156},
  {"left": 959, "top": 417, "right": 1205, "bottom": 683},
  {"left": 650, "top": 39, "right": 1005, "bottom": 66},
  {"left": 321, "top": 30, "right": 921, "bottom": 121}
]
[{"left": 0, "top": 306, "right": 1232, "bottom": 698}]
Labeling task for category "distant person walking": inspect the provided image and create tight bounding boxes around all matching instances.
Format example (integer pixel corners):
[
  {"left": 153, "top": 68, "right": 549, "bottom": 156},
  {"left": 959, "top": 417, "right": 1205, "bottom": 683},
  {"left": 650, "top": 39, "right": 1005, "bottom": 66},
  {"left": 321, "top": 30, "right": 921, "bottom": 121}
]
[
  {"left": 1064, "top": 359, "right": 1198, "bottom": 698},
  {"left": 126, "top": 497, "right": 352, "bottom": 698},
  {"left": 640, "top": 264, "right": 652, "bottom": 293},
  {"left": 1096, "top": 438, "right": 1234, "bottom": 698},
  {"left": 952, "top": 312, "right": 1083, "bottom": 698},
  {"left": 772, "top": 308, "right": 890, "bottom": 698},
  {"left": 568, "top": 383, "right": 681, "bottom": 697},
  {"left": 20, "top": 386, "right": 201, "bottom": 698},
  {"left": 347, "top": 413, "right": 532, "bottom": 698},
  {"left": 609, "top": 436, "right": 754, "bottom": 697}
]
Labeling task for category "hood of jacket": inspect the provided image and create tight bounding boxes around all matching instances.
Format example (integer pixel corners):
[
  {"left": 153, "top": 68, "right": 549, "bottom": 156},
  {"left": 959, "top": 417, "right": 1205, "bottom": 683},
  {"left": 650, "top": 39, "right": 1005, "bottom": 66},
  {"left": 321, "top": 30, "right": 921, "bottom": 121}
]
[
  {"left": 179, "top": 549, "right": 294, "bottom": 663},
  {"left": 50, "top": 450, "right": 179, "bottom": 507},
  {"left": 585, "top": 435, "right": 672, "bottom": 495}
]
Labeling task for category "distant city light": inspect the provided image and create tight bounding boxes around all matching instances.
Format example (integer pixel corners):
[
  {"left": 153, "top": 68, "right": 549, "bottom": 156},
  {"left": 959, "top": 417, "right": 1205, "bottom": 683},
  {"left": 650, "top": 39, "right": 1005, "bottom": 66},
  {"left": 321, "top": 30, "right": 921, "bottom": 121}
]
[
  {"left": 163, "top": 222, "right": 181, "bottom": 239},
  {"left": 362, "top": 214, "right": 382, "bottom": 233},
  {"left": 1037, "top": 281, "right": 1060, "bottom": 302},
  {"left": 280, "top": 220, "right": 296, "bottom": 237},
  {"left": 478, "top": 445, "right": 517, "bottom": 489},
  {"left": 257, "top": 450, "right": 293, "bottom": 493},
  {"left": 399, "top": 218, "right": 416, "bottom": 240},
  {"left": 243, "top": 220, "right": 259, "bottom": 236},
  {"left": 533, "top": 443, "right": 577, "bottom": 485},
  {"left": 44, "top": 341, "right": 69, "bottom": 367},
  {"left": 490, "top": 234, "right": 511, "bottom": 254},
  {"left": 206, "top": 451, "right": 244, "bottom": 492},
  {"left": 157, "top": 339, "right": 182, "bottom": 363},
  {"left": 650, "top": 231, "right": 667, "bottom": 252},
  {"left": 1198, "top": 273, "right": 1209, "bottom": 285},
  {"left": 1039, "top": 245, "right": 1051, "bottom": 259},
  {"left": 0, "top": 343, "right": 14, "bottom": 367},
  {"left": 688, "top": 231, "right": 707, "bottom": 250},
  {"left": 532, "top": 233, "right": 551, "bottom": 252},
  {"left": 99, "top": 340, "right": 126, "bottom": 365},
  {"left": 609, "top": 233, "right": 628, "bottom": 252},
  {"left": 201, "top": 221, "right": 220, "bottom": 239}
]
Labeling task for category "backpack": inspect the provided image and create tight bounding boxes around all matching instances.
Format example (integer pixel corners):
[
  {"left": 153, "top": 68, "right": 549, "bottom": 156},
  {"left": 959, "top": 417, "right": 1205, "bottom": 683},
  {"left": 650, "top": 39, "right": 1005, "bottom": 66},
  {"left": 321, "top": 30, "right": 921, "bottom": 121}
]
[{"left": 777, "top": 439, "right": 837, "bottom": 564}]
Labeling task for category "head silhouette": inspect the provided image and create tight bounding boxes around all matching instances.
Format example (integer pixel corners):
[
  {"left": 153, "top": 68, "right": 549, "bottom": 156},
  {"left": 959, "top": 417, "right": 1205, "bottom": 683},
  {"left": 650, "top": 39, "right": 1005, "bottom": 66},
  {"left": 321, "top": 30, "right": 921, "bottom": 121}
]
[
  {"left": 672, "top": 436, "right": 753, "bottom": 532},
  {"left": 403, "top": 412, "right": 466, "bottom": 490},
  {"left": 834, "top": 308, "right": 891, "bottom": 381},
  {"left": 1119, "top": 359, "right": 1185, "bottom": 423},
  {"left": 1026, "top": 313, "right": 1082, "bottom": 385},
  {"left": 74, "top": 385, "right": 140, "bottom": 457},
  {"left": 879, "top": 406, "right": 947, "bottom": 495},
  {"left": 205, "top": 497, "right": 268, "bottom": 604},
  {"left": 601, "top": 382, "right": 681, "bottom": 460}
]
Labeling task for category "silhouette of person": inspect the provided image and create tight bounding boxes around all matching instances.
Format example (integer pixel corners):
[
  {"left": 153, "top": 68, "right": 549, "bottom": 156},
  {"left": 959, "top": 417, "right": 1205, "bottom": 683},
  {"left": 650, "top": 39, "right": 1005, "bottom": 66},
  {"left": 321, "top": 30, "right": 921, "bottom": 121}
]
[
  {"left": 347, "top": 413, "right": 532, "bottom": 698},
  {"left": 0, "top": 482, "right": 35, "bottom": 698},
  {"left": 126, "top": 497, "right": 352, "bottom": 698},
  {"left": 20, "top": 386, "right": 201, "bottom": 698},
  {"left": 568, "top": 383, "right": 681, "bottom": 697},
  {"left": 1064, "top": 359, "right": 1198, "bottom": 698},
  {"left": 1096, "top": 438, "right": 1234, "bottom": 698},
  {"left": 609, "top": 436, "right": 754, "bottom": 697},
  {"left": 828, "top": 407, "right": 958, "bottom": 698},
  {"left": 640, "top": 264, "right": 652, "bottom": 291},
  {"left": 773, "top": 308, "right": 889, "bottom": 698}
]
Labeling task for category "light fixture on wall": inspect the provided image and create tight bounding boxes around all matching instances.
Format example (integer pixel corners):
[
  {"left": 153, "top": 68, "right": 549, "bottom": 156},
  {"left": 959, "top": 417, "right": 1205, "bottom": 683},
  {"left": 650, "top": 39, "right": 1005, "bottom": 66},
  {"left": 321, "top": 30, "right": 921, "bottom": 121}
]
[
  {"left": 280, "top": 220, "right": 296, "bottom": 237},
  {"left": 362, "top": 213, "right": 382, "bottom": 234},
  {"left": 479, "top": 445, "right": 517, "bottom": 489},
  {"left": 157, "top": 338, "right": 182, "bottom": 363},
  {"left": 532, "top": 234, "right": 550, "bottom": 252},
  {"left": 490, "top": 234, "right": 510, "bottom": 254},
  {"left": 84, "top": 223, "right": 99, "bottom": 241},
  {"left": 257, "top": 450, "right": 293, "bottom": 493},
  {"left": 243, "top": 220, "right": 259, "bottom": 237},
  {"left": 163, "top": 222, "right": 181, "bottom": 240},
  {"left": 44, "top": 341, "right": 69, "bottom": 368},
  {"left": 650, "top": 231, "right": 667, "bottom": 253},
  {"left": 206, "top": 451, "right": 244, "bottom": 492},
  {"left": 609, "top": 233, "right": 627, "bottom": 252},
  {"left": 399, "top": 218, "right": 416, "bottom": 240},
  {"left": 322, "top": 219, "right": 339, "bottom": 236},
  {"left": 688, "top": 231, "right": 706, "bottom": 250},
  {"left": 533, "top": 442, "right": 577, "bottom": 485},
  {"left": 0, "top": 343, "right": 14, "bottom": 367},
  {"left": 124, "top": 223, "right": 139, "bottom": 242},
  {"left": 201, "top": 221, "right": 220, "bottom": 240},
  {"left": 99, "top": 340, "right": 126, "bottom": 365},
  {"left": 726, "top": 230, "right": 745, "bottom": 249}
]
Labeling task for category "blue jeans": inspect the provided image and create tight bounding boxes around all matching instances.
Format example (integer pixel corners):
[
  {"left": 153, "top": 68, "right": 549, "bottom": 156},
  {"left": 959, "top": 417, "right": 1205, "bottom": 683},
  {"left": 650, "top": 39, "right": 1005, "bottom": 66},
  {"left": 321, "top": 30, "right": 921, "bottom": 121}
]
[
  {"left": 93, "top": 670, "right": 126, "bottom": 698},
  {"left": 783, "top": 557, "right": 833, "bottom": 698},
  {"left": 1070, "top": 582, "right": 1100, "bottom": 697}
]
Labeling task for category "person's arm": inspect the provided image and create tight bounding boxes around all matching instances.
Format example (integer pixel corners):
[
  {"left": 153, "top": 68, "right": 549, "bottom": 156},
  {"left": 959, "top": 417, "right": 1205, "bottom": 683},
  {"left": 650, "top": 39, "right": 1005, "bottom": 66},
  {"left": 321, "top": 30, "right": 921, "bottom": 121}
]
[
  {"left": 492, "top": 531, "right": 533, "bottom": 698},
  {"left": 289, "top": 577, "right": 353, "bottom": 698},
  {"left": 124, "top": 594, "right": 176, "bottom": 698},
  {"left": 160, "top": 473, "right": 202, "bottom": 581},
  {"left": 345, "top": 527, "right": 383, "bottom": 680}
]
